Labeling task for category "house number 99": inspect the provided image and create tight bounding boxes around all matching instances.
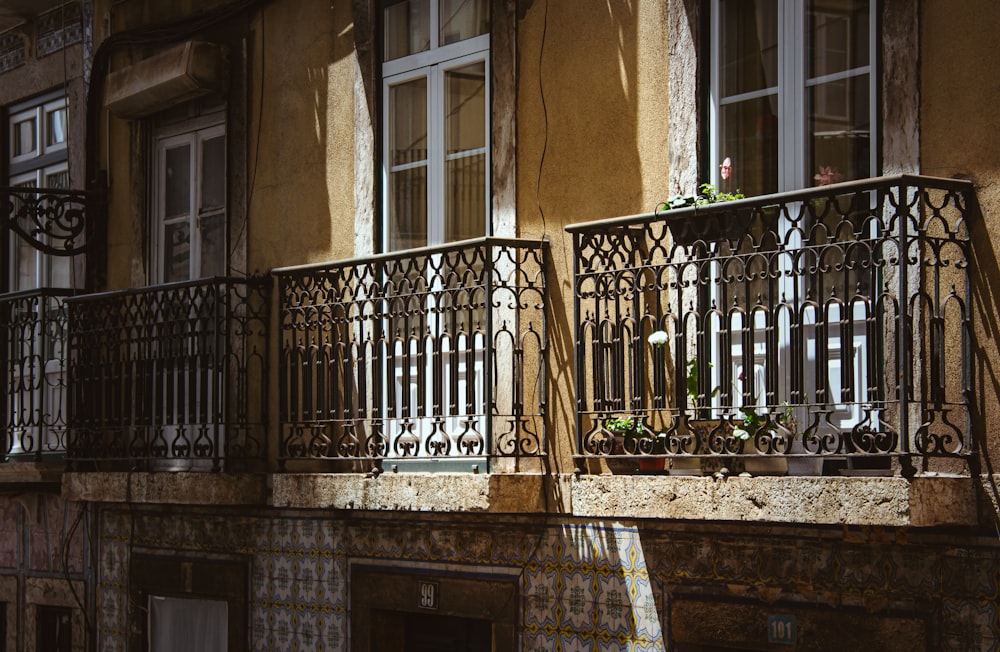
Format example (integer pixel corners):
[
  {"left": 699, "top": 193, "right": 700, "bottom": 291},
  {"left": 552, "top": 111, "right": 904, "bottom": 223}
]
[{"left": 418, "top": 581, "right": 440, "bottom": 610}]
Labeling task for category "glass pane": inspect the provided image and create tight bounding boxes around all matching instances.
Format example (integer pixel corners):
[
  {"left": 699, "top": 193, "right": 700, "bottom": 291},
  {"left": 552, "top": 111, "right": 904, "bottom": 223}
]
[
  {"left": 445, "top": 62, "right": 487, "bottom": 241},
  {"left": 446, "top": 62, "right": 486, "bottom": 153},
  {"left": 46, "top": 107, "right": 67, "bottom": 147},
  {"left": 388, "top": 77, "right": 428, "bottom": 250},
  {"left": 200, "top": 212, "right": 226, "bottom": 277},
  {"left": 13, "top": 117, "right": 37, "bottom": 157},
  {"left": 201, "top": 135, "right": 226, "bottom": 210},
  {"left": 164, "top": 145, "right": 191, "bottom": 219},
  {"left": 14, "top": 237, "right": 36, "bottom": 291},
  {"left": 385, "top": 0, "right": 431, "bottom": 60},
  {"left": 46, "top": 170, "right": 69, "bottom": 190},
  {"left": 445, "top": 153, "right": 485, "bottom": 241},
  {"left": 389, "top": 166, "right": 427, "bottom": 250},
  {"left": 439, "top": 0, "right": 489, "bottom": 46},
  {"left": 720, "top": 0, "right": 778, "bottom": 98},
  {"left": 809, "top": 0, "right": 869, "bottom": 78},
  {"left": 164, "top": 221, "right": 191, "bottom": 283},
  {"left": 49, "top": 255, "right": 71, "bottom": 288},
  {"left": 809, "top": 74, "right": 870, "bottom": 185},
  {"left": 720, "top": 95, "right": 779, "bottom": 196}
]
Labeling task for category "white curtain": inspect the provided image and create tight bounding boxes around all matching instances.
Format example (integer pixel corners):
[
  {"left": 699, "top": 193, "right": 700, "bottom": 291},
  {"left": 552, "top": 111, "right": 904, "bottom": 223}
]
[{"left": 149, "top": 595, "right": 228, "bottom": 652}]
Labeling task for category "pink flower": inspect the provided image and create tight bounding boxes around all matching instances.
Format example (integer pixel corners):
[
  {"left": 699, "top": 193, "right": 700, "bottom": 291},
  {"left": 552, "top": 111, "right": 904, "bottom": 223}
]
[
  {"left": 814, "top": 166, "right": 843, "bottom": 186},
  {"left": 720, "top": 157, "right": 732, "bottom": 181}
]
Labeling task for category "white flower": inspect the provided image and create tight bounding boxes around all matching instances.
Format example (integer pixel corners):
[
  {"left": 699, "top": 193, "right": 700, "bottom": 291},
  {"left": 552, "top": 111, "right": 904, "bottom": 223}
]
[
  {"left": 647, "top": 330, "right": 668, "bottom": 347},
  {"left": 734, "top": 428, "right": 751, "bottom": 441}
]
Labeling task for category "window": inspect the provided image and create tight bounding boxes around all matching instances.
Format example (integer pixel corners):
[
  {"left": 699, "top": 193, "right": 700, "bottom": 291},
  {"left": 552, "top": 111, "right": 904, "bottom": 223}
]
[
  {"left": 7, "top": 90, "right": 72, "bottom": 293},
  {"left": 5, "top": 91, "right": 74, "bottom": 459},
  {"left": 153, "top": 108, "right": 226, "bottom": 283},
  {"left": 709, "top": 0, "right": 875, "bottom": 194},
  {"left": 705, "top": 1, "right": 880, "bottom": 470},
  {"left": 129, "top": 556, "right": 246, "bottom": 652},
  {"left": 382, "top": 0, "right": 490, "bottom": 251}
]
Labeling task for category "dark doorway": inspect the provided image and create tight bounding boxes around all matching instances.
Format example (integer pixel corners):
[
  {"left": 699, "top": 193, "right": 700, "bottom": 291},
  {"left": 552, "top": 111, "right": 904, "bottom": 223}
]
[{"left": 372, "top": 611, "right": 492, "bottom": 652}]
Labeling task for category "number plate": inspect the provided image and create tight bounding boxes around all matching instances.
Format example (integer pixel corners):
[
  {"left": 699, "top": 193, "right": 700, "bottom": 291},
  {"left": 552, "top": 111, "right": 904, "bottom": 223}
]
[
  {"left": 418, "top": 581, "right": 440, "bottom": 610},
  {"left": 768, "top": 614, "right": 796, "bottom": 644}
]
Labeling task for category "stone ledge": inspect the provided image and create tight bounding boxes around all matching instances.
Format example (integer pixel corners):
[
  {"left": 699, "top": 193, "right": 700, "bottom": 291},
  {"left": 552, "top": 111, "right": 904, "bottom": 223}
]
[
  {"left": 62, "top": 472, "right": 268, "bottom": 505},
  {"left": 272, "top": 473, "right": 548, "bottom": 513},
  {"left": 570, "top": 475, "right": 978, "bottom": 526},
  {"left": 0, "top": 462, "right": 64, "bottom": 487}
]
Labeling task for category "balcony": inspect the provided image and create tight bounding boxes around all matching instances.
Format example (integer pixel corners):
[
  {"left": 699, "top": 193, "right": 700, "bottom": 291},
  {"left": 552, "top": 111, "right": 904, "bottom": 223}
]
[
  {"left": 569, "top": 175, "right": 975, "bottom": 477},
  {"left": 1, "top": 288, "right": 76, "bottom": 463},
  {"left": 65, "top": 277, "right": 270, "bottom": 472},
  {"left": 274, "top": 238, "right": 548, "bottom": 473}
]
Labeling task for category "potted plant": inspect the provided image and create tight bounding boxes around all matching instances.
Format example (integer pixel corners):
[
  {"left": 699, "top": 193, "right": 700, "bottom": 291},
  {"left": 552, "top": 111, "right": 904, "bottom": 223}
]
[
  {"left": 734, "top": 401, "right": 798, "bottom": 475},
  {"left": 604, "top": 415, "right": 665, "bottom": 471}
]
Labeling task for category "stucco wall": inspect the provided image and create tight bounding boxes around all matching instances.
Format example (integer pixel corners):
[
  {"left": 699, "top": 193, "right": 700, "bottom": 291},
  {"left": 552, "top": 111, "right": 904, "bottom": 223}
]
[
  {"left": 246, "top": 0, "right": 358, "bottom": 273},
  {"left": 514, "top": 0, "right": 672, "bottom": 473},
  {"left": 920, "top": 0, "right": 1000, "bottom": 474}
]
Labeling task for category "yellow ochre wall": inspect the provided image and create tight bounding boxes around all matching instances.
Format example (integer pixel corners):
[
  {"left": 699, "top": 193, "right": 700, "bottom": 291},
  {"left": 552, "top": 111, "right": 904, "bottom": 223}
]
[{"left": 921, "top": 0, "right": 1000, "bottom": 469}]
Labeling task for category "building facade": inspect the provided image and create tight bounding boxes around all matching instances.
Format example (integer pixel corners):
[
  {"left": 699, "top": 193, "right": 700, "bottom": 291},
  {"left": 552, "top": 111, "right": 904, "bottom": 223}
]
[{"left": 3, "top": 0, "right": 1000, "bottom": 650}]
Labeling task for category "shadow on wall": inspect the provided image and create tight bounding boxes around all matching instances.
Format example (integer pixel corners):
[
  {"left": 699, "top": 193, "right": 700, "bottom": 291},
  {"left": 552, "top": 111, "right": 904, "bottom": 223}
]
[
  {"left": 248, "top": 0, "right": 362, "bottom": 271},
  {"left": 518, "top": 0, "right": 646, "bottom": 474},
  {"left": 965, "top": 189, "right": 1000, "bottom": 524}
]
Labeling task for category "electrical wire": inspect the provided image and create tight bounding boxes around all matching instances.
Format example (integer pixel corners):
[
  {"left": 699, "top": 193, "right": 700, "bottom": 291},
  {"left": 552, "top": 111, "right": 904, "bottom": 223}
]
[{"left": 533, "top": 0, "right": 549, "bottom": 238}]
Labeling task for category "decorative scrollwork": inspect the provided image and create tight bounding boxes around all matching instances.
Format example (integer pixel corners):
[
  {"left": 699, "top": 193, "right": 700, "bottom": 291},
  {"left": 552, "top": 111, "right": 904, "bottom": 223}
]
[{"left": 2, "top": 186, "right": 99, "bottom": 256}]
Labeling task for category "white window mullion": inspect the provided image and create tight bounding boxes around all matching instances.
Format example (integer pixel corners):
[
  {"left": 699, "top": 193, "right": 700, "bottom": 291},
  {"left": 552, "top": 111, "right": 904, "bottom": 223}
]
[
  {"left": 708, "top": 0, "right": 721, "bottom": 188},
  {"left": 187, "top": 138, "right": 199, "bottom": 280},
  {"left": 781, "top": 0, "right": 807, "bottom": 192},
  {"left": 428, "top": 66, "right": 445, "bottom": 245}
]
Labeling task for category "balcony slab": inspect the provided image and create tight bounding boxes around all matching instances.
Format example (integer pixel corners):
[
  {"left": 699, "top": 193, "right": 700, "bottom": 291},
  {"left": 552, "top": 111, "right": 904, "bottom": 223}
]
[
  {"left": 273, "top": 473, "right": 548, "bottom": 513},
  {"left": 569, "top": 474, "right": 978, "bottom": 527},
  {"left": 0, "top": 462, "right": 64, "bottom": 488},
  {"left": 62, "top": 472, "right": 267, "bottom": 505}
]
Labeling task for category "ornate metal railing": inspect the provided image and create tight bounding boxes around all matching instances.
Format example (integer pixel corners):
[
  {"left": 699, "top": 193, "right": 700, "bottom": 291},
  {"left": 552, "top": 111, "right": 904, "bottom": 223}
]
[
  {"left": 65, "top": 277, "right": 270, "bottom": 471},
  {"left": 1, "top": 186, "right": 99, "bottom": 256},
  {"left": 275, "top": 238, "right": 547, "bottom": 471},
  {"left": 569, "top": 175, "right": 975, "bottom": 474},
  {"left": 1, "top": 289, "right": 77, "bottom": 461}
]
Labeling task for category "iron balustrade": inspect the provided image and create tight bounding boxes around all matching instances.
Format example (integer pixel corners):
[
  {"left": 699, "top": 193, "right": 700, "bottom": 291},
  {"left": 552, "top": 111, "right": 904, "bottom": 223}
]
[
  {"left": 568, "top": 175, "right": 974, "bottom": 472},
  {"left": 1, "top": 288, "right": 77, "bottom": 461},
  {"left": 1, "top": 185, "right": 100, "bottom": 256},
  {"left": 65, "top": 277, "right": 269, "bottom": 471},
  {"left": 275, "top": 238, "right": 547, "bottom": 470}
]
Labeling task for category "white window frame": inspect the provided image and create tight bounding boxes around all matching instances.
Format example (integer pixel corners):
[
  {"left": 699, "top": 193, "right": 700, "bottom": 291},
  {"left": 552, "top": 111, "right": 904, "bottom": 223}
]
[
  {"left": 382, "top": 25, "right": 490, "bottom": 251},
  {"left": 708, "top": 0, "right": 877, "bottom": 192},
  {"left": 152, "top": 115, "right": 226, "bottom": 284}
]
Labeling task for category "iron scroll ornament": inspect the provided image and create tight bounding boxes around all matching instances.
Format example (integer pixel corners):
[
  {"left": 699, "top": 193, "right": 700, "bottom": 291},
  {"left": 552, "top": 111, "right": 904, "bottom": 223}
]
[{"left": 2, "top": 186, "right": 95, "bottom": 256}]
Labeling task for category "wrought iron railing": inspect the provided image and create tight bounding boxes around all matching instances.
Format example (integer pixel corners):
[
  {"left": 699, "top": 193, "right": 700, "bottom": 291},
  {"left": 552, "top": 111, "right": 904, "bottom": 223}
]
[
  {"left": 65, "top": 277, "right": 270, "bottom": 471},
  {"left": 1, "top": 186, "right": 99, "bottom": 256},
  {"left": 569, "top": 175, "right": 975, "bottom": 473},
  {"left": 275, "top": 238, "right": 547, "bottom": 470},
  {"left": 1, "top": 288, "right": 77, "bottom": 461}
]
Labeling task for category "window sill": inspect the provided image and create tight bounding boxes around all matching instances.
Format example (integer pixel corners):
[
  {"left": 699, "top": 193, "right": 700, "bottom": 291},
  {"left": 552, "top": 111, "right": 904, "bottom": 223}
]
[{"left": 569, "top": 474, "right": 978, "bottom": 527}]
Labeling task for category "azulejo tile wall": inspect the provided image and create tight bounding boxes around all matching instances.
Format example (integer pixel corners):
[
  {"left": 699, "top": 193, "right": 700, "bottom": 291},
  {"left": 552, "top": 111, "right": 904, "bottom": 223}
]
[
  {"left": 96, "top": 510, "right": 666, "bottom": 651},
  {"left": 96, "top": 507, "right": 1000, "bottom": 651}
]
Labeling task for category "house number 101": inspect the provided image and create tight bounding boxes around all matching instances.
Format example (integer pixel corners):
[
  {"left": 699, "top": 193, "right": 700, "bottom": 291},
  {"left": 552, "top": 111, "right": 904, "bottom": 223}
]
[
  {"left": 767, "top": 614, "right": 796, "bottom": 645},
  {"left": 418, "top": 581, "right": 440, "bottom": 610}
]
